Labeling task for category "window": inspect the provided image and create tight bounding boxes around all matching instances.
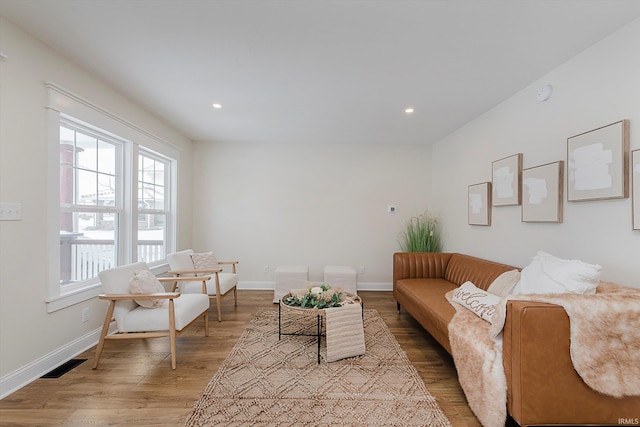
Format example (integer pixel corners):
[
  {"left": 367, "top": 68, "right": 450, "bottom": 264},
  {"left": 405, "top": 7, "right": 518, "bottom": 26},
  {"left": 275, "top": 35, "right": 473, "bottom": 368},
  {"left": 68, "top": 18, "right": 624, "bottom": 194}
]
[
  {"left": 46, "top": 82, "right": 179, "bottom": 311},
  {"left": 58, "top": 119, "right": 176, "bottom": 289},
  {"left": 137, "top": 150, "right": 169, "bottom": 264},
  {"left": 59, "top": 121, "right": 123, "bottom": 287}
]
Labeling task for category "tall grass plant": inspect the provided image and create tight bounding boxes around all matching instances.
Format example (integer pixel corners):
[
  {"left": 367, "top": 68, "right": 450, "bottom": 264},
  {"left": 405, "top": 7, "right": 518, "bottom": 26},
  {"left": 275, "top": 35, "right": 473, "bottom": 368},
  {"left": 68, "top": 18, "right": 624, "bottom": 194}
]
[{"left": 399, "top": 211, "right": 442, "bottom": 252}]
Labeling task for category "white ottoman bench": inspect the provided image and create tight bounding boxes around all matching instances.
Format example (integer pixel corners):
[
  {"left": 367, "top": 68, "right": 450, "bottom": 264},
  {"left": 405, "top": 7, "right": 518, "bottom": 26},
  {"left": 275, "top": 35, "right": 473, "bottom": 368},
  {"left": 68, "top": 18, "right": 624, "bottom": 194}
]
[
  {"left": 273, "top": 265, "right": 309, "bottom": 303},
  {"left": 324, "top": 265, "right": 358, "bottom": 294}
]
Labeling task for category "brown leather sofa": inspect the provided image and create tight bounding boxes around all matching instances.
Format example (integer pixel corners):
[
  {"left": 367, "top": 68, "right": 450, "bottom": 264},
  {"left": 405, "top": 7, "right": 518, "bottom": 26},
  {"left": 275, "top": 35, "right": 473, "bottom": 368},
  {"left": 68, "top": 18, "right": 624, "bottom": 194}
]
[{"left": 393, "top": 252, "right": 640, "bottom": 427}]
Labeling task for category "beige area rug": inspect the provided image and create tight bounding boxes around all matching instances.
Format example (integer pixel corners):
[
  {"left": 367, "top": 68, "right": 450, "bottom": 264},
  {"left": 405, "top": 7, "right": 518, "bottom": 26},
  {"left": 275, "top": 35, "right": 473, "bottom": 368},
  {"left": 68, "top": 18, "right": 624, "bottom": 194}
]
[{"left": 185, "top": 309, "right": 451, "bottom": 426}]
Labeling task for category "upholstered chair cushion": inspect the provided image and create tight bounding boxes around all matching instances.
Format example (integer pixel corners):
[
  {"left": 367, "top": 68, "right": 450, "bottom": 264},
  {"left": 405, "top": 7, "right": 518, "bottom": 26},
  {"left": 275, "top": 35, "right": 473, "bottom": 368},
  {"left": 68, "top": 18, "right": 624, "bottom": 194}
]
[
  {"left": 181, "top": 272, "right": 238, "bottom": 295},
  {"left": 167, "top": 249, "right": 196, "bottom": 273},
  {"left": 119, "top": 294, "right": 210, "bottom": 333},
  {"left": 98, "top": 262, "right": 149, "bottom": 329},
  {"left": 168, "top": 249, "right": 238, "bottom": 296}
]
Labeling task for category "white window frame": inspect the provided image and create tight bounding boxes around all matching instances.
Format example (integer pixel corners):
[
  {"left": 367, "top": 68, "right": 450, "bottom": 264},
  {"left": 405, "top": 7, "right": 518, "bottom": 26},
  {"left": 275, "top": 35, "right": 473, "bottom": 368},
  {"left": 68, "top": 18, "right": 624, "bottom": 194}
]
[
  {"left": 136, "top": 147, "right": 172, "bottom": 265},
  {"left": 58, "top": 118, "right": 127, "bottom": 292},
  {"left": 45, "top": 83, "right": 179, "bottom": 312}
]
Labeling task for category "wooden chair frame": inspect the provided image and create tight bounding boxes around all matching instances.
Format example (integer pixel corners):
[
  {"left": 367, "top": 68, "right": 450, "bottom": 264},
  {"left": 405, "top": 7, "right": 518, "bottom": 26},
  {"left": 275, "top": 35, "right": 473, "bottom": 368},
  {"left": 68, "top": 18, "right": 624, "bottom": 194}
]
[
  {"left": 93, "top": 276, "right": 210, "bottom": 370},
  {"left": 169, "top": 261, "right": 239, "bottom": 322}
]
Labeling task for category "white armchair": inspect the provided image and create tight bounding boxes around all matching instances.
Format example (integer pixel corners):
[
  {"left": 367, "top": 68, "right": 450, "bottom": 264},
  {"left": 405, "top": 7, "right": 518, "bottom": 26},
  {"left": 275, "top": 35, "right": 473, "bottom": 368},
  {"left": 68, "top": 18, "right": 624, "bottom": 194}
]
[
  {"left": 167, "top": 249, "right": 239, "bottom": 322},
  {"left": 93, "top": 262, "right": 210, "bottom": 370}
]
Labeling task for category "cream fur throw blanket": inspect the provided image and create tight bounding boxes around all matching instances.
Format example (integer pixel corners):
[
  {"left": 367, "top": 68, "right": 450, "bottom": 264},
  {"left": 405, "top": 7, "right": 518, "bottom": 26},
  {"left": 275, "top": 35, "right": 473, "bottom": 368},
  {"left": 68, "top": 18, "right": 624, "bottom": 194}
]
[
  {"left": 446, "top": 292, "right": 507, "bottom": 427},
  {"left": 447, "top": 282, "right": 640, "bottom": 427}
]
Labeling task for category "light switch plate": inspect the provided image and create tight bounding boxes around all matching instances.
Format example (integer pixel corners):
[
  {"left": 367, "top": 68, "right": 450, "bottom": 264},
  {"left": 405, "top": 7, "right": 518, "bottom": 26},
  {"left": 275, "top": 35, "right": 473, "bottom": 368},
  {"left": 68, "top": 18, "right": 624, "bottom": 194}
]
[{"left": 0, "top": 202, "right": 22, "bottom": 220}]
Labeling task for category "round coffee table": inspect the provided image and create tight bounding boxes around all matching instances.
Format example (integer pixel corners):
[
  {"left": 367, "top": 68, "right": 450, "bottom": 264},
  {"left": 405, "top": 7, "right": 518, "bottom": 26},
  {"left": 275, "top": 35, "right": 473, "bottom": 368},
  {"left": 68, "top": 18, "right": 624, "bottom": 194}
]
[{"left": 278, "top": 292, "right": 362, "bottom": 364}]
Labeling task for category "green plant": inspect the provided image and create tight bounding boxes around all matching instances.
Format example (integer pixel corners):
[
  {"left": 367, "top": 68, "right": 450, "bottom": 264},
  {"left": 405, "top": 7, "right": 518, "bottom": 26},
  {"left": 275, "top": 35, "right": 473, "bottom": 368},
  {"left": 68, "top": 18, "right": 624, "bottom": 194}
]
[
  {"left": 282, "top": 285, "right": 344, "bottom": 309},
  {"left": 399, "top": 210, "right": 442, "bottom": 252}
]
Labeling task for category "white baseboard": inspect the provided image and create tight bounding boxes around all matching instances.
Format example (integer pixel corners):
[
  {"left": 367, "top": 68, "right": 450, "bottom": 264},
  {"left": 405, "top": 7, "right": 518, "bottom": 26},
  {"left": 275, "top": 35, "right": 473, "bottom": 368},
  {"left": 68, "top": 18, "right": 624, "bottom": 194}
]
[
  {"left": 355, "top": 282, "right": 393, "bottom": 291},
  {"left": 237, "top": 281, "right": 274, "bottom": 290},
  {"left": 0, "top": 322, "right": 116, "bottom": 400},
  {"left": 238, "top": 281, "right": 392, "bottom": 291}
]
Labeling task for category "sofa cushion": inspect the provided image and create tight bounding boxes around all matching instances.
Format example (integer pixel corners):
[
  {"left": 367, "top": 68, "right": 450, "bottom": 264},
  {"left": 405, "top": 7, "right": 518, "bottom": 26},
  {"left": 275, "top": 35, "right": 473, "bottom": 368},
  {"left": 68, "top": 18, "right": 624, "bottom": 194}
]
[
  {"left": 395, "top": 278, "right": 458, "bottom": 353},
  {"left": 514, "top": 251, "right": 601, "bottom": 295},
  {"left": 488, "top": 270, "right": 521, "bottom": 297},
  {"left": 445, "top": 254, "right": 517, "bottom": 290}
]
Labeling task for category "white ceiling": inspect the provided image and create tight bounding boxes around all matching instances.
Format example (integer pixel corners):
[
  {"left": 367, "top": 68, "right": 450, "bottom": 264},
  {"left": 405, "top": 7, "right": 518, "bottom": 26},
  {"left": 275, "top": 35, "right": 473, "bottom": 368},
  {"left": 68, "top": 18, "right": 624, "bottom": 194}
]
[{"left": 2, "top": 1, "right": 640, "bottom": 145}]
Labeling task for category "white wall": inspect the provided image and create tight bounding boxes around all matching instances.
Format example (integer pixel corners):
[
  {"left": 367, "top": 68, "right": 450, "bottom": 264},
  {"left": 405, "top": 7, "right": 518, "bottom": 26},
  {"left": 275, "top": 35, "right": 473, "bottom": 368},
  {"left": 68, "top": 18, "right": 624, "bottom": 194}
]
[
  {"left": 0, "top": 17, "right": 194, "bottom": 381},
  {"left": 431, "top": 18, "right": 640, "bottom": 287},
  {"left": 192, "top": 141, "right": 433, "bottom": 285},
  {"left": 2, "top": 10, "right": 639, "bottom": 397}
]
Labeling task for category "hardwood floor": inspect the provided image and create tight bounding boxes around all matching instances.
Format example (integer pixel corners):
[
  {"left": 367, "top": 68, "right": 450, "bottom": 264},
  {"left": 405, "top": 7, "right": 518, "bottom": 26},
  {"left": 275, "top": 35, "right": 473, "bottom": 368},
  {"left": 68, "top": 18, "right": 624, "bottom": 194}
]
[{"left": 0, "top": 291, "right": 501, "bottom": 426}]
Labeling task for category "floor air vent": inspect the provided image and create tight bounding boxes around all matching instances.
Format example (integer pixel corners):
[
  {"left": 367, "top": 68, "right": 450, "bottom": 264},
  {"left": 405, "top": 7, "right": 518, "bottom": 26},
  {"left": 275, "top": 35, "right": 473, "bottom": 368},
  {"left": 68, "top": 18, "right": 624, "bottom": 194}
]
[{"left": 41, "top": 358, "right": 87, "bottom": 378}]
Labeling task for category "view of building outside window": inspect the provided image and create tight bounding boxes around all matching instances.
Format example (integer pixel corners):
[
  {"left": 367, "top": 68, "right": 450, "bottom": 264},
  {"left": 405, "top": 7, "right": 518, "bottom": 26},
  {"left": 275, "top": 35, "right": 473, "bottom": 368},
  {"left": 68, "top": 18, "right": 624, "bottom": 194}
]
[
  {"left": 59, "top": 124, "right": 120, "bottom": 285},
  {"left": 137, "top": 152, "right": 167, "bottom": 263}
]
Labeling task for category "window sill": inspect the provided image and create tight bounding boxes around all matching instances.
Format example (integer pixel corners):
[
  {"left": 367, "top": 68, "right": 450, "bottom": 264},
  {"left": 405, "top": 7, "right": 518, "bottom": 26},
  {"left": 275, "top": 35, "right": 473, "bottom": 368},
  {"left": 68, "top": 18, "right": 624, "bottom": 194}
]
[
  {"left": 45, "top": 283, "right": 102, "bottom": 313},
  {"left": 45, "top": 263, "right": 170, "bottom": 313}
]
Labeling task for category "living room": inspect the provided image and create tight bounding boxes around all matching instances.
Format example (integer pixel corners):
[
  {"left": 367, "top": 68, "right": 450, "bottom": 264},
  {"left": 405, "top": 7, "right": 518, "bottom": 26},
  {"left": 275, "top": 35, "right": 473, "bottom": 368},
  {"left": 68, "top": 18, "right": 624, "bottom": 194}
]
[{"left": 1, "top": 1, "right": 639, "bottom": 426}]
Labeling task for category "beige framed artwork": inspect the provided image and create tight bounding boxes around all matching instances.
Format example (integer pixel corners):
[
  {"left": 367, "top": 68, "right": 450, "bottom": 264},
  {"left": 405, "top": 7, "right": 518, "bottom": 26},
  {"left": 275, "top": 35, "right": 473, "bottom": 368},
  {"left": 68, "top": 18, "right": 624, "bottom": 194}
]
[
  {"left": 492, "top": 153, "right": 522, "bottom": 206},
  {"left": 633, "top": 149, "right": 640, "bottom": 230},
  {"left": 468, "top": 182, "right": 491, "bottom": 226},
  {"left": 522, "top": 161, "right": 563, "bottom": 223},
  {"left": 567, "top": 120, "right": 629, "bottom": 202}
]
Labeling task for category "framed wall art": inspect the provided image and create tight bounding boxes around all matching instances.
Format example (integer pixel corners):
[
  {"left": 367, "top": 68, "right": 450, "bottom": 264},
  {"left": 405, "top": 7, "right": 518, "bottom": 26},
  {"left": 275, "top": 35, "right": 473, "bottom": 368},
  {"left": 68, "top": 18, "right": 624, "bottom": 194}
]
[
  {"left": 633, "top": 149, "right": 640, "bottom": 230},
  {"left": 567, "top": 120, "right": 629, "bottom": 202},
  {"left": 468, "top": 182, "right": 491, "bottom": 226},
  {"left": 522, "top": 161, "right": 564, "bottom": 223},
  {"left": 492, "top": 153, "right": 522, "bottom": 206}
]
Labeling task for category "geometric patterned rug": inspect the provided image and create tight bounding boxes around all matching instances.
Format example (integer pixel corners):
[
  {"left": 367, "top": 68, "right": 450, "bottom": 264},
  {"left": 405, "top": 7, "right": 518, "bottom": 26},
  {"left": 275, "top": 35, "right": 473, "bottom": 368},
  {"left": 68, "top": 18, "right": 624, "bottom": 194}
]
[{"left": 184, "top": 309, "right": 451, "bottom": 426}]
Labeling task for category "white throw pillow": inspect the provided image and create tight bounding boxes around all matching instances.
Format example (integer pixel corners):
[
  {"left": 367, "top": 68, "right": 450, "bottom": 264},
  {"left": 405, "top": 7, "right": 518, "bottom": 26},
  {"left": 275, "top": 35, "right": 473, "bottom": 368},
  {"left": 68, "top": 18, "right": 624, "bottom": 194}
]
[
  {"left": 191, "top": 252, "right": 218, "bottom": 274},
  {"left": 451, "top": 281, "right": 501, "bottom": 324},
  {"left": 129, "top": 269, "right": 165, "bottom": 308},
  {"left": 513, "top": 251, "right": 601, "bottom": 295},
  {"left": 487, "top": 270, "right": 521, "bottom": 297}
]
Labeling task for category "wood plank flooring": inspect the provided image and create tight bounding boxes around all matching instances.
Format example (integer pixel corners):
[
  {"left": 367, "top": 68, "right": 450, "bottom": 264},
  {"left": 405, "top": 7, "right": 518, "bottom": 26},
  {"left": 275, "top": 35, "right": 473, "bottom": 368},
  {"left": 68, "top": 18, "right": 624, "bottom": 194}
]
[{"left": 0, "top": 291, "right": 505, "bottom": 426}]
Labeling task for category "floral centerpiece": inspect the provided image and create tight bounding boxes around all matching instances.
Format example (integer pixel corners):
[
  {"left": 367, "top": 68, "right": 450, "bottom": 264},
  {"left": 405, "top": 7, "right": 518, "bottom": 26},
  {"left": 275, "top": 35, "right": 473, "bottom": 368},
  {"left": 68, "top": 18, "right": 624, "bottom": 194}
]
[{"left": 282, "top": 284, "right": 344, "bottom": 309}]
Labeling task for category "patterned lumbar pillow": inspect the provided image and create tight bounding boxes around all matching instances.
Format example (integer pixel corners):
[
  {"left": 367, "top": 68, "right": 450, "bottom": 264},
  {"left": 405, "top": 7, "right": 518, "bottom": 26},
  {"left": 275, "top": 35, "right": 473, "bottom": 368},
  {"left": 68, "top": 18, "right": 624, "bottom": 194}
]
[
  {"left": 191, "top": 252, "right": 219, "bottom": 274},
  {"left": 452, "top": 281, "right": 501, "bottom": 324},
  {"left": 129, "top": 269, "right": 165, "bottom": 308}
]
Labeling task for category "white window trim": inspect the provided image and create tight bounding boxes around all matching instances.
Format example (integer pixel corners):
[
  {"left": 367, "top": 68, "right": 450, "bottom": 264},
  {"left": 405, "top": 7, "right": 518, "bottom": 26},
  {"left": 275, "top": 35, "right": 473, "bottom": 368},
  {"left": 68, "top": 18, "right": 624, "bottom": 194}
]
[
  {"left": 137, "top": 147, "right": 173, "bottom": 267},
  {"left": 59, "top": 118, "right": 126, "bottom": 293},
  {"left": 45, "top": 82, "right": 179, "bottom": 313}
]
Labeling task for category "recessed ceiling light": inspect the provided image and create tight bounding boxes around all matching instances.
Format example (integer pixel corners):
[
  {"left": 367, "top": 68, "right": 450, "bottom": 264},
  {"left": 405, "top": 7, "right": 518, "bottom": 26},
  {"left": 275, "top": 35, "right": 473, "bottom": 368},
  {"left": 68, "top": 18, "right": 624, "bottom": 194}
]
[
  {"left": 404, "top": 107, "right": 415, "bottom": 114},
  {"left": 212, "top": 103, "right": 222, "bottom": 109}
]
